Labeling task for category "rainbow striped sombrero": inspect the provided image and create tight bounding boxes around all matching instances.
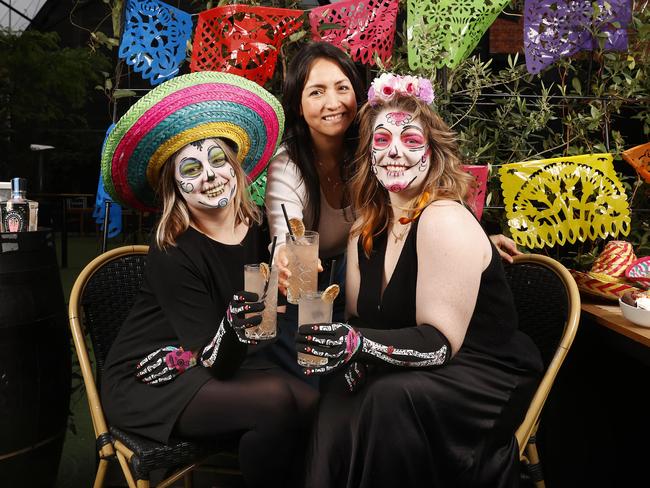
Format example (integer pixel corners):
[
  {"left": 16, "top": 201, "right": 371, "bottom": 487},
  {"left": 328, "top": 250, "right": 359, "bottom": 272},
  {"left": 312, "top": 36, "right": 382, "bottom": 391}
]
[{"left": 101, "top": 72, "right": 284, "bottom": 211}]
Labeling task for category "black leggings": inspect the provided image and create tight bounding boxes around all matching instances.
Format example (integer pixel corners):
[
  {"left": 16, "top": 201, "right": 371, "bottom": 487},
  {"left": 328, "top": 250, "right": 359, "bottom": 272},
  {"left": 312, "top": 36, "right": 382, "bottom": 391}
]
[{"left": 174, "top": 367, "right": 319, "bottom": 487}]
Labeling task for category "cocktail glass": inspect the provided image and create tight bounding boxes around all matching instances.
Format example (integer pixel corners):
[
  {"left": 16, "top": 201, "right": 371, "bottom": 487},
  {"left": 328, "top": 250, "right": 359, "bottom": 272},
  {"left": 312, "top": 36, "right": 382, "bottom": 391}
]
[
  {"left": 297, "top": 291, "right": 332, "bottom": 367},
  {"left": 243, "top": 263, "right": 278, "bottom": 340},
  {"left": 286, "top": 230, "right": 319, "bottom": 305}
]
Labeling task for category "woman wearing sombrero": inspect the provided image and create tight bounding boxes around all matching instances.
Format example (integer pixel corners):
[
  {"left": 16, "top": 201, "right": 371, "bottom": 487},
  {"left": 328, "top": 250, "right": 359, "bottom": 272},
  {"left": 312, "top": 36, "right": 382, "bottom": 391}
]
[{"left": 99, "top": 72, "right": 317, "bottom": 487}]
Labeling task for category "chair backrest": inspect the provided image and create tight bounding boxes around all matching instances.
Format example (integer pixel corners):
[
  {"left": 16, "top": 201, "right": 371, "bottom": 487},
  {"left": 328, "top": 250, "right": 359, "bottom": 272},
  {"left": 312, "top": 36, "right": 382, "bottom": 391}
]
[
  {"left": 79, "top": 246, "right": 148, "bottom": 377},
  {"left": 503, "top": 253, "right": 581, "bottom": 455},
  {"left": 68, "top": 245, "right": 149, "bottom": 453}
]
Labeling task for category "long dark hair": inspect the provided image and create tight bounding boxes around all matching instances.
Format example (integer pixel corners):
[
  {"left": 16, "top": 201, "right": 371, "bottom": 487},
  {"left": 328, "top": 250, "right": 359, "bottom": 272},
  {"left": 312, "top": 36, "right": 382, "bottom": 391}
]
[{"left": 282, "top": 42, "right": 365, "bottom": 228}]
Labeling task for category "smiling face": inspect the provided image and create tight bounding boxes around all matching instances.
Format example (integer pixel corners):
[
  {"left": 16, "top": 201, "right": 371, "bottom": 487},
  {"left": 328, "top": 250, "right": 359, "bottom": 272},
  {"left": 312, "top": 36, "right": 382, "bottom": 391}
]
[
  {"left": 371, "top": 108, "right": 430, "bottom": 195},
  {"left": 173, "top": 138, "right": 237, "bottom": 212},
  {"left": 300, "top": 57, "right": 357, "bottom": 143}
]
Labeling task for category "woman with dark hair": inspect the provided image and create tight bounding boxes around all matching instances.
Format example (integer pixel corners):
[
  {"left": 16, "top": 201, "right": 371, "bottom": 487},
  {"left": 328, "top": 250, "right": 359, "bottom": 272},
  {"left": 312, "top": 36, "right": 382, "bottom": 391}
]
[
  {"left": 261, "top": 42, "right": 365, "bottom": 383},
  {"left": 296, "top": 73, "right": 543, "bottom": 487},
  {"left": 265, "top": 41, "right": 365, "bottom": 301},
  {"left": 99, "top": 72, "right": 317, "bottom": 488}
]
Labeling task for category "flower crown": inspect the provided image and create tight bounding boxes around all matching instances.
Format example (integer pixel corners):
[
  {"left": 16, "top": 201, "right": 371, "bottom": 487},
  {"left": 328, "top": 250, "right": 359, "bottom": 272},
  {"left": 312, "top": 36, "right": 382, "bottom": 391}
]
[{"left": 367, "top": 73, "right": 435, "bottom": 107}]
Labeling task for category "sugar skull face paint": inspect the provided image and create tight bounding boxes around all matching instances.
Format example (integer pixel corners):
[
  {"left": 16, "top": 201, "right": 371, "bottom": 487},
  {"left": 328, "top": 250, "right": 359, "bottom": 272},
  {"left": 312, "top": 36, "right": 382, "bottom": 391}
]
[
  {"left": 371, "top": 108, "right": 430, "bottom": 194},
  {"left": 174, "top": 138, "right": 237, "bottom": 211}
]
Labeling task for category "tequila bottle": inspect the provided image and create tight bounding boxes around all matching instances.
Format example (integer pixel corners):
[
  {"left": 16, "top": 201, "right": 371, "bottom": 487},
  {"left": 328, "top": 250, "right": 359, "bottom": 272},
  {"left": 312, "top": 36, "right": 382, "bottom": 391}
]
[{"left": 0, "top": 178, "right": 38, "bottom": 232}]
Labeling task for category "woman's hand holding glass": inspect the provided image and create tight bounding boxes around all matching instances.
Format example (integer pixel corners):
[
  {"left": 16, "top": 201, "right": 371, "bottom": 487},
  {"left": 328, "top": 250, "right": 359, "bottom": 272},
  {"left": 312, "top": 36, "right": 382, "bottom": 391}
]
[
  {"left": 296, "top": 322, "right": 362, "bottom": 374},
  {"left": 276, "top": 245, "right": 324, "bottom": 297}
]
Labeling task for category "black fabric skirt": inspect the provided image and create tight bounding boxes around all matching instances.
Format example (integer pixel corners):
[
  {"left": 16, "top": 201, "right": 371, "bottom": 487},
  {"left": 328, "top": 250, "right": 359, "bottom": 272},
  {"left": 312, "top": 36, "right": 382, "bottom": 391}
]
[{"left": 305, "top": 343, "right": 539, "bottom": 488}]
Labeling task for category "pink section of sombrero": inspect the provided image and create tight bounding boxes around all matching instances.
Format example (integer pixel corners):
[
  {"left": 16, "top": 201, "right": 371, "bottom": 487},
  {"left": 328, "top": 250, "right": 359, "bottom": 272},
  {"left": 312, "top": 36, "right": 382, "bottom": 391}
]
[
  {"left": 111, "top": 82, "right": 280, "bottom": 208},
  {"left": 569, "top": 269, "right": 641, "bottom": 300}
]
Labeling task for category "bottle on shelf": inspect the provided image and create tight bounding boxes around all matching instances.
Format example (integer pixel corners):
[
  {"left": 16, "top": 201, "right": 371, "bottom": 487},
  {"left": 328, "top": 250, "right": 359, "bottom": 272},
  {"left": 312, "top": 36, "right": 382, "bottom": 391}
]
[{"left": 0, "top": 177, "right": 39, "bottom": 232}]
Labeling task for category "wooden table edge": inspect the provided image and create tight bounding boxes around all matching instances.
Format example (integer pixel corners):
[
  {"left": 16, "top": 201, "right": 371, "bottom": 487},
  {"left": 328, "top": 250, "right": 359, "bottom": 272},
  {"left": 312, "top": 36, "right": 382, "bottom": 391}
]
[{"left": 581, "top": 301, "right": 650, "bottom": 348}]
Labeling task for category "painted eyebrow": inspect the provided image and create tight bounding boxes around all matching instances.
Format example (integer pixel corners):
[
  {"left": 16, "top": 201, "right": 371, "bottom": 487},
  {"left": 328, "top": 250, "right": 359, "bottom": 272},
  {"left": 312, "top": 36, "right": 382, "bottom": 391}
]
[
  {"left": 401, "top": 125, "right": 424, "bottom": 134},
  {"left": 179, "top": 157, "right": 200, "bottom": 164},
  {"left": 374, "top": 123, "right": 389, "bottom": 132}
]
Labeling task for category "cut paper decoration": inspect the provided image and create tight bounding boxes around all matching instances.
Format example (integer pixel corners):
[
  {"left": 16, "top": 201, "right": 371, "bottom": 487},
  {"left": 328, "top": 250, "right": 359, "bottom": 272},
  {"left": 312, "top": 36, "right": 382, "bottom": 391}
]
[
  {"left": 462, "top": 165, "right": 488, "bottom": 220},
  {"left": 190, "top": 5, "right": 304, "bottom": 86},
  {"left": 524, "top": 0, "right": 632, "bottom": 74},
  {"left": 309, "top": 0, "right": 398, "bottom": 66},
  {"left": 118, "top": 0, "right": 193, "bottom": 85},
  {"left": 499, "top": 153, "right": 631, "bottom": 249},
  {"left": 622, "top": 142, "right": 650, "bottom": 184},
  {"left": 93, "top": 124, "right": 122, "bottom": 238},
  {"left": 406, "top": 0, "right": 511, "bottom": 70}
]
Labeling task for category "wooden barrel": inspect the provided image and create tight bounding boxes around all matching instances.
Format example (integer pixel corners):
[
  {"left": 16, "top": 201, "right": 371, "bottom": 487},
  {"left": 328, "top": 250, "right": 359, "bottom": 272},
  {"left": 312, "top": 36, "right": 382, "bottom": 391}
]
[{"left": 0, "top": 230, "right": 71, "bottom": 487}]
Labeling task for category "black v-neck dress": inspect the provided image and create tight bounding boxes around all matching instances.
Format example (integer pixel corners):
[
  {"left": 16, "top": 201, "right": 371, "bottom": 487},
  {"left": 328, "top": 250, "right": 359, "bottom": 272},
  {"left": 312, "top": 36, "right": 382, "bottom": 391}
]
[{"left": 306, "top": 215, "right": 543, "bottom": 488}]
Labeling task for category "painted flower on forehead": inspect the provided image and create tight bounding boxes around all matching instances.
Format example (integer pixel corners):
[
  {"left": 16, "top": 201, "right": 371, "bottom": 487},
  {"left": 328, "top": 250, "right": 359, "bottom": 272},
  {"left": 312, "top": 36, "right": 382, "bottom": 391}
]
[{"left": 368, "top": 73, "right": 435, "bottom": 107}]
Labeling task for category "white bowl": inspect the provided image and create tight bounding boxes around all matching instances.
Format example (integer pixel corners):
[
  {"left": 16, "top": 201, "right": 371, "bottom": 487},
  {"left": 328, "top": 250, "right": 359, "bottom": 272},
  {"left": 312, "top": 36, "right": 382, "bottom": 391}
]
[{"left": 619, "top": 298, "right": 650, "bottom": 327}]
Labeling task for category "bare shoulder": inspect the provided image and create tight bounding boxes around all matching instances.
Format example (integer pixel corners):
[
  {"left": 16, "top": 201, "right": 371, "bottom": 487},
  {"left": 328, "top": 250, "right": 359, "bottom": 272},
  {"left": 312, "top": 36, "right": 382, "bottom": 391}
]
[
  {"left": 419, "top": 200, "right": 483, "bottom": 237},
  {"left": 418, "top": 200, "right": 491, "bottom": 261}
]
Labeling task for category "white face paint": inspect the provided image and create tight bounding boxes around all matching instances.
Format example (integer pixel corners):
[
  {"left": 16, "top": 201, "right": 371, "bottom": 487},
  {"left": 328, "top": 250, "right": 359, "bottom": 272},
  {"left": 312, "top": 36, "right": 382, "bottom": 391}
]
[
  {"left": 371, "top": 108, "right": 430, "bottom": 195},
  {"left": 174, "top": 138, "right": 237, "bottom": 212}
]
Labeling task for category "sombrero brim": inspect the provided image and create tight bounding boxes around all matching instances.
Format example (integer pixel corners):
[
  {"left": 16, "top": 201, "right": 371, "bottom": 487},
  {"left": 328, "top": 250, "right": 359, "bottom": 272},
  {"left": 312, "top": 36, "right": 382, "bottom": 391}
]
[
  {"left": 101, "top": 72, "right": 284, "bottom": 211},
  {"left": 569, "top": 269, "right": 643, "bottom": 300}
]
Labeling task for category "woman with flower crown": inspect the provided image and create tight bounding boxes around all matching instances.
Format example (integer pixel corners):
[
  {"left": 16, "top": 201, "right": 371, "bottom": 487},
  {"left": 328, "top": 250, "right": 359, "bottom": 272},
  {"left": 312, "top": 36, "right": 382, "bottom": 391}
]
[{"left": 295, "top": 73, "right": 544, "bottom": 487}]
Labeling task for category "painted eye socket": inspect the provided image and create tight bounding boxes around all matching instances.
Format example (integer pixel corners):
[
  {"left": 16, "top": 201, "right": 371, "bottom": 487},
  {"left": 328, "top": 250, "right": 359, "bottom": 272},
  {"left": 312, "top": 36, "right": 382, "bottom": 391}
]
[
  {"left": 373, "top": 132, "right": 391, "bottom": 149},
  {"left": 402, "top": 133, "right": 425, "bottom": 147},
  {"left": 178, "top": 158, "right": 203, "bottom": 179},
  {"left": 208, "top": 145, "right": 227, "bottom": 168}
]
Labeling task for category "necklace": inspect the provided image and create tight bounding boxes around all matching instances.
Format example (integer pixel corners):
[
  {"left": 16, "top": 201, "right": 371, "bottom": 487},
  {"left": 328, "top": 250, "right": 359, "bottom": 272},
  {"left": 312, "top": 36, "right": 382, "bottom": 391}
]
[
  {"left": 390, "top": 222, "right": 411, "bottom": 244},
  {"left": 316, "top": 160, "right": 342, "bottom": 189}
]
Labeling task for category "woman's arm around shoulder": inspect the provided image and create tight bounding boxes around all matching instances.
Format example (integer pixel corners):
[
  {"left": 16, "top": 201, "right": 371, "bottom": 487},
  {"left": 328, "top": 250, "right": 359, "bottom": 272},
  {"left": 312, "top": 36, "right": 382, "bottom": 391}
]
[{"left": 415, "top": 201, "right": 492, "bottom": 355}]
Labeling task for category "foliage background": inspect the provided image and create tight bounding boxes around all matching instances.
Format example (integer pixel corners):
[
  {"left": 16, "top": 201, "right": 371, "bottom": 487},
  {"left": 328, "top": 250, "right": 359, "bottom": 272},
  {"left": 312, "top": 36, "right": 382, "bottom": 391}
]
[{"left": 0, "top": 29, "right": 110, "bottom": 192}]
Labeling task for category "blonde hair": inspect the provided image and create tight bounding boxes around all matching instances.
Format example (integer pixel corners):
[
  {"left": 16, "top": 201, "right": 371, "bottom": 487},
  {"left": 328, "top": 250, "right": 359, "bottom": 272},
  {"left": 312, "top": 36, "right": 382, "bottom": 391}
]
[
  {"left": 349, "top": 95, "right": 473, "bottom": 256},
  {"left": 155, "top": 138, "right": 261, "bottom": 249}
]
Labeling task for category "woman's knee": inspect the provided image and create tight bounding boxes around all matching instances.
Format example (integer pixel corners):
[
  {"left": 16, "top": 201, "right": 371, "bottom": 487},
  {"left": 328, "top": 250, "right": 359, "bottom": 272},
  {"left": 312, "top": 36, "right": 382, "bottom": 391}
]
[{"left": 253, "top": 377, "right": 300, "bottom": 424}]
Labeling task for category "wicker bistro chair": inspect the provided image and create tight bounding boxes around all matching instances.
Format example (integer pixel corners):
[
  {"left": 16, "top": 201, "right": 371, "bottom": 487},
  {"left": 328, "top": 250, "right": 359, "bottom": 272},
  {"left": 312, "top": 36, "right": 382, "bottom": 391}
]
[
  {"left": 68, "top": 245, "right": 237, "bottom": 488},
  {"left": 505, "top": 254, "right": 581, "bottom": 488}
]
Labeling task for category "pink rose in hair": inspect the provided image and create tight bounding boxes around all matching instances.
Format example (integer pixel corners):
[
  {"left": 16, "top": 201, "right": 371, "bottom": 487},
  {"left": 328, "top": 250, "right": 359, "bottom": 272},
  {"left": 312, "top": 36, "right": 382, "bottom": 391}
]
[
  {"left": 381, "top": 82, "right": 397, "bottom": 100},
  {"left": 401, "top": 76, "right": 419, "bottom": 96}
]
